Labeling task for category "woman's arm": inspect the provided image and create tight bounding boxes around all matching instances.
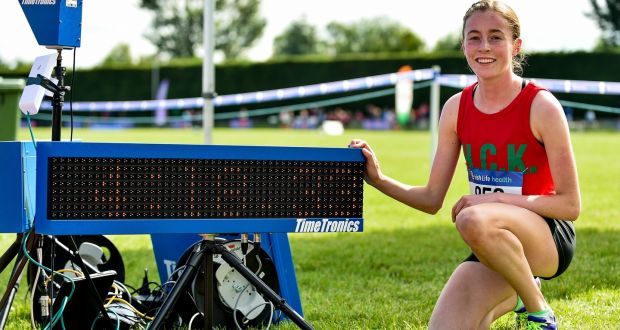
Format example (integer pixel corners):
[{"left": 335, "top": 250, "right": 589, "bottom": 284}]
[{"left": 350, "top": 94, "right": 463, "bottom": 214}]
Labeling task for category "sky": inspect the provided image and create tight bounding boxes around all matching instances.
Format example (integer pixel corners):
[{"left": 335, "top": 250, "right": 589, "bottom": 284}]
[{"left": 0, "top": 0, "right": 601, "bottom": 69}]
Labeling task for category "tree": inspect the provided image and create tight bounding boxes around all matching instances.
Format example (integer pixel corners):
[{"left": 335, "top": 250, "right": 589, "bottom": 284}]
[
  {"left": 0, "top": 56, "right": 8, "bottom": 70},
  {"left": 272, "top": 17, "right": 324, "bottom": 57},
  {"left": 433, "top": 32, "right": 462, "bottom": 52},
  {"left": 587, "top": 0, "right": 620, "bottom": 49},
  {"left": 99, "top": 43, "right": 133, "bottom": 67},
  {"left": 139, "top": 0, "right": 266, "bottom": 60},
  {"left": 215, "top": 0, "right": 266, "bottom": 60},
  {"left": 325, "top": 17, "right": 425, "bottom": 55}
]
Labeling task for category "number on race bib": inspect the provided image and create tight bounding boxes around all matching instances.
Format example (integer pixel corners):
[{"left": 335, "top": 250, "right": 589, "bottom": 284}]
[{"left": 474, "top": 186, "right": 505, "bottom": 195}]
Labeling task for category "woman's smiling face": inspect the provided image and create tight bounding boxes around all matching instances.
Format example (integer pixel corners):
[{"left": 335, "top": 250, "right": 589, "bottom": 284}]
[{"left": 463, "top": 10, "right": 521, "bottom": 79}]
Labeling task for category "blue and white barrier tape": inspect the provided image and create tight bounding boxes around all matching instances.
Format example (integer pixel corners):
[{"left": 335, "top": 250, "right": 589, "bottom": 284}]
[
  {"left": 40, "top": 70, "right": 620, "bottom": 113},
  {"left": 41, "top": 68, "right": 436, "bottom": 112},
  {"left": 438, "top": 74, "right": 620, "bottom": 95}
]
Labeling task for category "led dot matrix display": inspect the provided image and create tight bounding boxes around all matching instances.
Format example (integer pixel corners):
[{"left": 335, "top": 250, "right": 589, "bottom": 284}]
[{"left": 48, "top": 157, "right": 364, "bottom": 220}]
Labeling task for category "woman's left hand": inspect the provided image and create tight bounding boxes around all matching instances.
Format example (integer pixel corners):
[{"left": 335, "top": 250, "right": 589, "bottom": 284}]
[{"left": 451, "top": 193, "right": 503, "bottom": 222}]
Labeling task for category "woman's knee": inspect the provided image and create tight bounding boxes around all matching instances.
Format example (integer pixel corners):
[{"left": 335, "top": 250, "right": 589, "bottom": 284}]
[{"left": 455, "top": 205, "right": 494, "bottom": 247}]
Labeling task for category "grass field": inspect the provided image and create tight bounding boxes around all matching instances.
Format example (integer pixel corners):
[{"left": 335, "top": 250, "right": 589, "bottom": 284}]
[{"left": 1, "top": 127, "right": 619, "bottom": 329}]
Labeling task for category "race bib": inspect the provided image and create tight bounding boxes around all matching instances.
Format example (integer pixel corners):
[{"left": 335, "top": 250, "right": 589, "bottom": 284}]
[{"left": 468, "top": 168, "right": 523, "bottom": 195}]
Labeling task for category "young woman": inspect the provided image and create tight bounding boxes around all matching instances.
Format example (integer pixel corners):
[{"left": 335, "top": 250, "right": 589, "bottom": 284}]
[{"left": 349, "top": 1, "right": 580, "bottom": 329}]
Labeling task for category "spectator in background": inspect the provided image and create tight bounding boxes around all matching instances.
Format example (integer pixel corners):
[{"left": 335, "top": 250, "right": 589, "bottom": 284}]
[
  {"left": 585, "top": 109, "right": 597, "bottom": 129},
  {"left": 415, "top": 102, "right": 430, "bottom": 129},
  {"left": 279, "top": 110, "right": 293, "bottom": 128},
  {"left": 182, "top": 109, "right": 193, "bottom": 128},
  {"left": 327, "top": 107, "right": 352, "bottom": 126},
  {"left": 292, "top": 109, "right": 319, "bottom": 129},
  {"left": 362, "top": 103, "right": 391, "bottom": 130},
  {"left": 230, "top": 108, "right": 252, "bottom": 129}
]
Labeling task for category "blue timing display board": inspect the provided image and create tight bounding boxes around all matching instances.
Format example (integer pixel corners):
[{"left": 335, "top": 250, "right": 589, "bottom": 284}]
[
  {"left": 0, "top": 142, "right": 36, "bottom": 233},
  {"left": 34, "top": 142, "right": 365, "bottom": 235},
  {"left": 18, "top": 0, "right": 83, "bottom": 48}
]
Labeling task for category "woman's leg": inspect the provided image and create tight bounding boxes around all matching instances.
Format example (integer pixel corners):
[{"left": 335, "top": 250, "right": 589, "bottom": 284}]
[
  {"left": 428, "top": 261, "right": 516, "bottom": 329},
  {"left": 454, "top": 203, "right": 558, "bottom": 311},
  {"left": 429, "top": 202, "right": 558, "bottom": 329}
]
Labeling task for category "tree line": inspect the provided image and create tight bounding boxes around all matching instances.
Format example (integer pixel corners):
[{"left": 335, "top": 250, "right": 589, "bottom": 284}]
[
  {"left": 112, "top": 0, "right": 620, "bottom": 65},
  {"left": 0, "top": 0, "right": 619, "bottom": 69}
]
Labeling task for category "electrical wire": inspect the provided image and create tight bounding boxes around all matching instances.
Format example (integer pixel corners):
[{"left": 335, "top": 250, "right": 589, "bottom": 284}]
[
  {"left": 104, "top": 297, "right": 154, "bottom": 320},
  {"left": 30, "top": 247, "right": 43, "bottom": 329},
  {"left": 43, "top": 268, "right": 83, "bottom": 289},
  {"left": 232, "top": 284, "right": 274, "bottom": 330},
  {"left": 26, "top": 113, "right": 37, "bottom": 149},
  {"left": 91, "top": 308, "right": 120, "bottom": 330},
  {"left": 187, "top": 312, "right": 203, "bottom": 330},
  {"left": 232, "top": 252, "right": 274, "bottom": 330},
  {"left": 51, "top": 268, "right": 83, "bottom": 278},
  {"left": 33, "top": 268, "right": 83, "bottom": 329},
  {"left": 105, "top": 282, "right": 155, "bottom": 327},
  {"left": 113, "top": 280, "right": 133, "bottom": 304},
  {"left": 107, "top": 303, "right": 143, "bottom": 322},
  {"left": 246, "top": 301, "right": 274, "bottom": 330},
  {"left": 22, "top": 229, "right": 76, "bottom": 330}
]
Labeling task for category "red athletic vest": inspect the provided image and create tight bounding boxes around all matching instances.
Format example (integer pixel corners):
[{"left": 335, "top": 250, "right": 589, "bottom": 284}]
[{"left": 457, "top": 82, "right": 556, "bottom": 196}]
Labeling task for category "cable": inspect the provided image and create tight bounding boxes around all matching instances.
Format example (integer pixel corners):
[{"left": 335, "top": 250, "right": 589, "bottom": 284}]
[
  {"left": 26, "top": 113, "right": 37, "bottom": 149},
  {"left": 233, "top": 290, "right": 274, "bottom": 330},
  {"left": 187, "top": 312, "right": 203, "bottom": 330},
  {"left": 35, "top": 267, "right": 85, "bottom": 328},
  {"left": 113, "top": 280, "right": 132, "bottom": 304},
  {"left": 107, "top": 304, "right": 142, "bottom": 322},
  {"left": 232, "top": 252, "right": 266, "bottom": 330},
  {"left": 120, "top": 282, "right": 137, "bottom": 293},
  {"left": 57, "top": 268, "right": 83, "bottom": 276},
  {"left": 91, "top": 308, "right": 120, "bottom": 330},
  {"left": 232, "top": 282, "right": 252, "bottom": 330},
  {"left": 30, "top": 246, "right": 43, "bottom": 329},
  {"left": 245, "top": 301, "right": 274, "bottom": 330},
  {"left": 104, "top": 297, "right": 154, "bottom": 320},
  {"left": 22, "top": 229, "right": 76, "bottom": 330},
  {"left": 49, "top": 235, "right": 56, "bottom": 330}
]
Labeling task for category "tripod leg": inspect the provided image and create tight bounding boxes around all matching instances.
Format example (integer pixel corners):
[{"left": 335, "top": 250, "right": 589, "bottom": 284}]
[
  {"left": 0, "top": 262, "right": 25, "bottom": 328},
  {"left": 203, "top": 243, "right": 213, "bottom": 329},
  {"left": 150, "top": 240, "right": 209, "bottom": 329},
  {"left": 218, "top": 247, "right": 315, "bottom": 330},
  {"left": 0, "top": 233, "right": 37, "bottom": 328},
  {"left": 0, "top": 235, "right": 23, "bottom": 275},
  {"left": 64, "top": 236, "right": 114, "bottom": 329}
]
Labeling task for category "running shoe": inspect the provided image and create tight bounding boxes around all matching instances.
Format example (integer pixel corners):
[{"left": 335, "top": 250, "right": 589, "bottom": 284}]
[
  {"left": 515, "top": 307, "right": 528, "bottom": 329},
  {"left": 515, "top": 277, "right": 542, "bottom": 329},
  {"left": 525, "top": 311, "right": 558, "bottom": 330}
]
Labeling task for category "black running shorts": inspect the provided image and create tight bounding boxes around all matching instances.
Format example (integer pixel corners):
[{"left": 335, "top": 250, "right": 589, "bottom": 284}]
[{"left": 463, "top": 218, "right": 576, "bottom": 280}]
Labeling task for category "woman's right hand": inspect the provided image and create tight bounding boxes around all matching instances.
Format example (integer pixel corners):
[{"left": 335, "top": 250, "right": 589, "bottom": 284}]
[{"left": 348, "top": 139, "right": 383, "bottom": 187}]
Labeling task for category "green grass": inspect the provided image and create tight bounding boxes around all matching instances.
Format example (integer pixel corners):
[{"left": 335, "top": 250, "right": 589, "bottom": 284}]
[{"left": 2, "top": 128, "right": 619, "bottom": 329}]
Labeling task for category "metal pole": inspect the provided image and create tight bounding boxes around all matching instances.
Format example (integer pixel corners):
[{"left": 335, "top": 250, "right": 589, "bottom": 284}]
[
  {"left": 51, "top": 49, "right": 64, "bottom": 142},
  {"left": 202, "top": 0, "right": 215, "bottom": 145},
  {"left": 429, "top": 65, "right": 441, "bottom": 163}
]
